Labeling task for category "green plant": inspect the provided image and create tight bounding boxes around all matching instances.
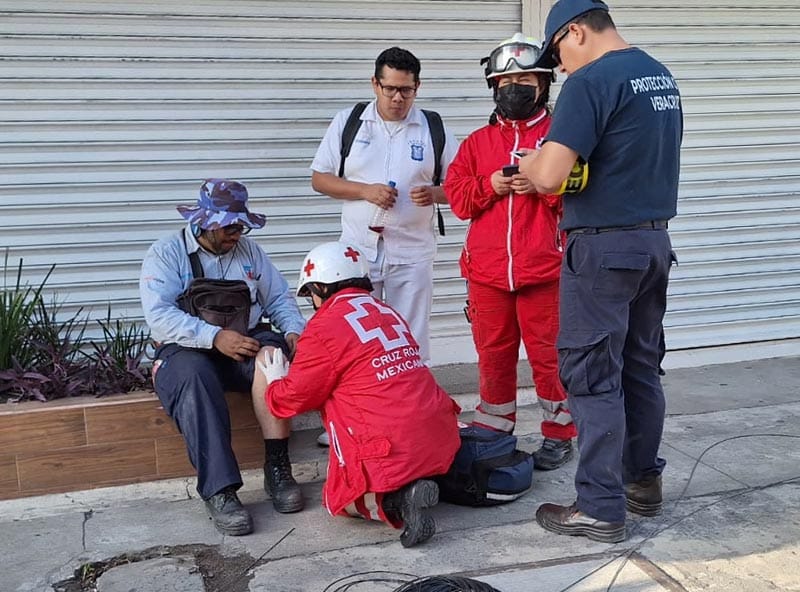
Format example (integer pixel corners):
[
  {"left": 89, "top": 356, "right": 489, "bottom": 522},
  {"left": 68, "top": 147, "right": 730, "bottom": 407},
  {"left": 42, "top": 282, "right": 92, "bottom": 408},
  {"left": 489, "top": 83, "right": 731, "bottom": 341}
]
[
  {"left": 86, "top": 304, "right": 152, "bottom": 395},
  {"left": 0, "top": 292, "right": 90, "bottom": 402},
  {"left": 0, "top": 251, "right": 54, "bottom": 371},
  {"left": 0, "top": 254, "right": 152, "bottom": 402}
]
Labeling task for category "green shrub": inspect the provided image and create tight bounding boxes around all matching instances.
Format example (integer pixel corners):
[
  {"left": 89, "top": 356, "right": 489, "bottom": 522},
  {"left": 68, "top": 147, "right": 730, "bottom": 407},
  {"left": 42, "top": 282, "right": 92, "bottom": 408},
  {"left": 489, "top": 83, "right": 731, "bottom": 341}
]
[
  {"left": 0, "top": 253, "right": 52, "bottom": 372},
  {"left": 86, "top": 305, "right": 152, "bottom": 396},
  {"left": 0, "top": 254, "right": 152, "bottom": 403}
]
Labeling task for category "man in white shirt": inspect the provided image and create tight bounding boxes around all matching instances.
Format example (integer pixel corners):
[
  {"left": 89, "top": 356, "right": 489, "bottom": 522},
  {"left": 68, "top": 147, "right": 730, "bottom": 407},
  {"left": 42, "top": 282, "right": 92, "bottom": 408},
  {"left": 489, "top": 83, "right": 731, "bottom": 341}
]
[{"left": 310, "top": 47, "right": 459, "bottom": 367}]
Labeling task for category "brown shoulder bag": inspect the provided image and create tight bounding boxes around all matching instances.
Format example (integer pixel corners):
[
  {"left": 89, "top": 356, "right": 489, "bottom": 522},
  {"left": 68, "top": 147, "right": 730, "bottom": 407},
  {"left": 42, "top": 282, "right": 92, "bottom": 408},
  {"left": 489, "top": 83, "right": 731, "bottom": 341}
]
[{"left": 175, "top": 230, "right": 252, "bottom": 334}]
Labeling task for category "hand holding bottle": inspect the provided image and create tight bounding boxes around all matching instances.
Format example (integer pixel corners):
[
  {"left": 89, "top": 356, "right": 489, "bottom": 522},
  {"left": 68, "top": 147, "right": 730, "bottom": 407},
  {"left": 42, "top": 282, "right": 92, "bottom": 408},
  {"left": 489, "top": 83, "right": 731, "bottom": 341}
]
[
  {"left": 369, "top": 181, "right": 396, "bottom": 233},
  {"left": 362, "top": 181, "right": 397, "bottom": 210}
]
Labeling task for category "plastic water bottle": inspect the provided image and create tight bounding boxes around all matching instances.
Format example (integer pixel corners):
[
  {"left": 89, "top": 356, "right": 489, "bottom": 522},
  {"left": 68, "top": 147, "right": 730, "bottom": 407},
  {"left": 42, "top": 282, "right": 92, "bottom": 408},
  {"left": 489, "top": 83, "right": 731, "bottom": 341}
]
[{"left": 369, "top": 181, "right": 396, "bottom": 233}]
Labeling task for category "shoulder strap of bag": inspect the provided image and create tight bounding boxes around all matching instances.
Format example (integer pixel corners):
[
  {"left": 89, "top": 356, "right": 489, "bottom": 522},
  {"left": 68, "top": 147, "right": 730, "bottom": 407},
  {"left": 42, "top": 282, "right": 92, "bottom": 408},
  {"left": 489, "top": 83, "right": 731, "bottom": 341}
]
[
  {"left": 422, "top": 108, "right": 447, "bottom": 236},
  {"left": 421, "top": 109, "right": 445, "bottom": 186},
  {"left": 338, "top": 102, "right": 369, "bottom": 178},
  {"left": 182, "top": 228, "right": 204, "bottom": 279}
]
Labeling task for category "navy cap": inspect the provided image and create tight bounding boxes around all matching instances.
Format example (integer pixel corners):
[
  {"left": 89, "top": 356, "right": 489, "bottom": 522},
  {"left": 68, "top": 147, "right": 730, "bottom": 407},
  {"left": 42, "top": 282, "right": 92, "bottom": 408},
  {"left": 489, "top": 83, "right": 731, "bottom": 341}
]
[{"left": 534, "top": 0, "right": 610, "bottom": 69}]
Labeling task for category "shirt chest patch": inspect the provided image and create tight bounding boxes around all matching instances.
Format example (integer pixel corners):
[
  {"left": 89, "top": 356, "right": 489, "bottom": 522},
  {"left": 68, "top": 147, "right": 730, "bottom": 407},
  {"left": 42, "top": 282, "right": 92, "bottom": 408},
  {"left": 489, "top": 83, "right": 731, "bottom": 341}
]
[{"left": 409, "top": 141, "right": 424, "bottom": 161}]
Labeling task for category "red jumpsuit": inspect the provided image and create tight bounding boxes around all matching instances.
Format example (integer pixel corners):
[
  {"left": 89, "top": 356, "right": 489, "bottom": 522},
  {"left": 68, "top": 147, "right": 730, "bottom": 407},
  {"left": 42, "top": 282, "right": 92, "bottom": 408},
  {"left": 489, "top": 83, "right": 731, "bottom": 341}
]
[
  {"left": 266, "top": 288, "right": 461, "bottom": 526},
  {"left": 444, "top": 109, "right": 576, "bottom": 441}
]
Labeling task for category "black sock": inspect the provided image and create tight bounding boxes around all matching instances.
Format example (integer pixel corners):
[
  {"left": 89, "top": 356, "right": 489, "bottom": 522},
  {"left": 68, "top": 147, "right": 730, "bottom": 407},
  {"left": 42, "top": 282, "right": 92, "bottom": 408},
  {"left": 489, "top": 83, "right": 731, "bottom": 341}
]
[{"left": 265, "top": 438, "right": 289, "bottom": 464}]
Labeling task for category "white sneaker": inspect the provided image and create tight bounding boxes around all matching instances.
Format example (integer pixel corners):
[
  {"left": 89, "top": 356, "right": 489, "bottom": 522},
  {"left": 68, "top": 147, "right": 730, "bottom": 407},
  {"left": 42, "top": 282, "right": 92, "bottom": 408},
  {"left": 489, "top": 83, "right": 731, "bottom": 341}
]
[{"left": 317, "top": 431, "right": 330, "bottom": 446}]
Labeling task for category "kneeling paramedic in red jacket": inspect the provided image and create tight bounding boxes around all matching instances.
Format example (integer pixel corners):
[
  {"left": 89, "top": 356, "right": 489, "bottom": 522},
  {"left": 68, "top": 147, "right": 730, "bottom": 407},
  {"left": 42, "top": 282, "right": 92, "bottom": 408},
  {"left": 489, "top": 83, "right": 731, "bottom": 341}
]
[
  {"left": 444, "top": 34, "right": 577, "bottom": 470},
  {"left": 260, "top": 241, "right": 461, "bottom": 548}
]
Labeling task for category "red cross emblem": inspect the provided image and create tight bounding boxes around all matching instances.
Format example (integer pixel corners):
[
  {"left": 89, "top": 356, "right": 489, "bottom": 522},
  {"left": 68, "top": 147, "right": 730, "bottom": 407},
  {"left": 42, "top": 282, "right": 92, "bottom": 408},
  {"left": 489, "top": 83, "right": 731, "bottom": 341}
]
[
  {"left": 511, "top": 45, "right": 525, "bottom": 57},
  {"left": 303, "top": 260, "right": 315, "bottom": 277},
  {"left": 343, "top": 296, "right": 412, "bottom": 350},
  {"left": 354, "top": 302, "right": 405, "bottom": 341},
  {"left": 344, "top": 247, "right": 360, "bottom": 262}
]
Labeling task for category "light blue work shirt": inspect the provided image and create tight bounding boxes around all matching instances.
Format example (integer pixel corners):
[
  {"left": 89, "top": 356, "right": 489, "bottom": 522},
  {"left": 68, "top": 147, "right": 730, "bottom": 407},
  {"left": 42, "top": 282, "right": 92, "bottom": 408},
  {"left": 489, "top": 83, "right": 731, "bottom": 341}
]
[{"left": 140, "top": 225, "right": 306, "bottom": 349}]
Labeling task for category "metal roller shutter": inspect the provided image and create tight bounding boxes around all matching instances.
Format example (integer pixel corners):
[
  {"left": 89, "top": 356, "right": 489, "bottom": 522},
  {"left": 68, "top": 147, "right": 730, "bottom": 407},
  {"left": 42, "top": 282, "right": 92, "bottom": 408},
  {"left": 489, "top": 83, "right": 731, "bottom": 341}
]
[
  {"left": 6, "top": 1, "right": 795, "bottom": 366},
  {"left": 561, "top": 1, "right": 800, "bottom": 352},
  {"left": 0, "top": 1, "right": 521, "bottom": 365}
]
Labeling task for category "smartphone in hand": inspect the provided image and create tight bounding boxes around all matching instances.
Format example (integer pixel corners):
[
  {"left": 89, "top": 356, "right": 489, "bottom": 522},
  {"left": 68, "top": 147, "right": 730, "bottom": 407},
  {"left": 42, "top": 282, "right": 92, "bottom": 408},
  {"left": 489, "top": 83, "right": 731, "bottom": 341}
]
[{"left": 502, "top": 164, "right": 519, "bottom": 177}]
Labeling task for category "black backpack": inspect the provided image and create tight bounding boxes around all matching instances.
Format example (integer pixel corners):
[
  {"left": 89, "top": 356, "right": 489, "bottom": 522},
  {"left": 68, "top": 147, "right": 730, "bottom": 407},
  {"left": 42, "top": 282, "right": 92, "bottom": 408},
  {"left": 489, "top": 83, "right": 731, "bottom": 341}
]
[
  {"left": 338, "top": 101, "right": 447, "bottom": 236},
  {"left": 436, "top": 425, "right": 534, "bottom": 507}
]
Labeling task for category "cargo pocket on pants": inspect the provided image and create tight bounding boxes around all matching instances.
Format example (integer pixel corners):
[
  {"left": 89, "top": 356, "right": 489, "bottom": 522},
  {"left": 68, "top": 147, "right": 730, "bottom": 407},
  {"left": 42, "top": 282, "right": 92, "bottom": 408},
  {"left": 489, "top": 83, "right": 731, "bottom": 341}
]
[{"left": 557, "top": 331, "right": 616, "bottom": 395}]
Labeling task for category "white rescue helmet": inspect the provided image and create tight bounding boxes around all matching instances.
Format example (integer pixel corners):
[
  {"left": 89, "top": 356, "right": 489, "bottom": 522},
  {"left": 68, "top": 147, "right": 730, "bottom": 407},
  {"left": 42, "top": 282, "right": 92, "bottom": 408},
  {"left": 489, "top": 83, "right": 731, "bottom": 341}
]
[
  {"left": 296, "top": 241, "right": 370, "bottom": 297},
  {"left": 481, "top": 33, "right": 553, "bottom": 87}
]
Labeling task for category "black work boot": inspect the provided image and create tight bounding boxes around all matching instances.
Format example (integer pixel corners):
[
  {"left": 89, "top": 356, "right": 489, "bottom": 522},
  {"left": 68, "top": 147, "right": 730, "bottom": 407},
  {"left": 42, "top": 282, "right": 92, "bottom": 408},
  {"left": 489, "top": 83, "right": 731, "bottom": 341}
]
[
  {"left": 536, "top": 502, "right": 626, "bottom": 543},
  {"left": 204, "top": 486, "right": 253, "bottom": 536},
  {"left": 532, "top": 438, "right": 574, "bottom": 470},
  {"left": 264, "top": 455, "right": 304, "bottom": 514},
  {"left": 383, "top": 479, "right": 439, "bottom": 548},
  {"left": 625, "top": 474, "right": 663, "bottom": 516}
]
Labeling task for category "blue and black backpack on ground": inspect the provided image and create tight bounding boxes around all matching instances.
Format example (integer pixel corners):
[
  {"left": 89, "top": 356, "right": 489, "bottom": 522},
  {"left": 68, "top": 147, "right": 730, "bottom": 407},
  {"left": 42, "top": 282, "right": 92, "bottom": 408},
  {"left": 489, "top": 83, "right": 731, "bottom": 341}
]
[{"left": 435, "top": 425, "right": 534, "bottom": 506}]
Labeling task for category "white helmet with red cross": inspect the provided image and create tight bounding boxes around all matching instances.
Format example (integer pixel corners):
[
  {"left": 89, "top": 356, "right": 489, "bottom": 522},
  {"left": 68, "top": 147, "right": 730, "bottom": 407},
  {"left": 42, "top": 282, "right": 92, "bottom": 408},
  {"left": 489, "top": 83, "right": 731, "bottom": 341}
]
[
  {"left": 296, "top": 241, "right": 370, "bottom": 297},
  {"left": 482, "top": 33, "right": 553, "bottom": 87}
]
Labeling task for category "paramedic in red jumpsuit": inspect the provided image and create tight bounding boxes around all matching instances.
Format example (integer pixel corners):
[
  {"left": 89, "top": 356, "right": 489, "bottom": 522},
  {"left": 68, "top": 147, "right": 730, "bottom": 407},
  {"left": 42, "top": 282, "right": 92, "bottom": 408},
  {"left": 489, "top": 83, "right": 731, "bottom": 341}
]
[
  {"left": 261, "top": 241, "right": 461, "bottom": 548},
  {"left": 444, "top": 34, "right": 577, "bottom": 469}
]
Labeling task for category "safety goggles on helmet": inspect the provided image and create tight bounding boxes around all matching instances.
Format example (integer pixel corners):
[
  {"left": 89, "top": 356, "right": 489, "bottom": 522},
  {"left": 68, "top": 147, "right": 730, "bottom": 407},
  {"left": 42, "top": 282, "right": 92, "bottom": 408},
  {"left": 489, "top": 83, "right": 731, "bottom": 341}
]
[{"left": 482, "top": 37, "right": 551, "bottom": 87}]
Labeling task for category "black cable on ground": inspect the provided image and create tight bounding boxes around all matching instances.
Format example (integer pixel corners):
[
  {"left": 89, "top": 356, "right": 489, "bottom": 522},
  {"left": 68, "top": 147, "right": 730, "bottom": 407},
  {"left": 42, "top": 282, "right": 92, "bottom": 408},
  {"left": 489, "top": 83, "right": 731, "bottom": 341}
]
[
  {"left": 394, "top": 575, "right": 503, "bottom": 591},
  {"left": 321, "top": 570, "right": 418, "bottom": 592},
  {"left": 321, "top": 434, "right": 800, "bottom": 592},
  {"left": 322, "top": 572, "right": 502, "bottom": 591},
  {"left": 557, "top": 433, "right": 800, "bottom": 592}
]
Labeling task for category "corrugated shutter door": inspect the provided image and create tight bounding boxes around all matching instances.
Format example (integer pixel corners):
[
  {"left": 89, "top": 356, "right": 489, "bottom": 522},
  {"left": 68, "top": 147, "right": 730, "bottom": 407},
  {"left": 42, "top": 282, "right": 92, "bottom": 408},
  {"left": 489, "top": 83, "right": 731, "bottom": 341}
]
[
  {"left": 0, "top": 1, "right": 520, "bottom": 364},
  {"left": 607, "top": 1, "right": 800, "bottom": 350}
]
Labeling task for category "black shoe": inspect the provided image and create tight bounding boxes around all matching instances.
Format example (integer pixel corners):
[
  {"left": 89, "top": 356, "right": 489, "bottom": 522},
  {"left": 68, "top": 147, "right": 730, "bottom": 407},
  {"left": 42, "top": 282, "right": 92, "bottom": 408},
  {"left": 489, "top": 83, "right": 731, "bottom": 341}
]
[
  {"left": 384, "top": 480, "right": 439, "bottom": 548},
  {"left": 204, "top": 487, "right": 253, "bottom": 536},
  {"left": 532, "top": 438, "right": 574, "bottom": 470},
  {"left": 536, "top": 502, "right": 626, "bottom": 543},
  {"left": 264, "top": 458, "right": 304, "bottom": 514},
  {"left": 626, "top": 474, "right": 662, "bottom": 516}
]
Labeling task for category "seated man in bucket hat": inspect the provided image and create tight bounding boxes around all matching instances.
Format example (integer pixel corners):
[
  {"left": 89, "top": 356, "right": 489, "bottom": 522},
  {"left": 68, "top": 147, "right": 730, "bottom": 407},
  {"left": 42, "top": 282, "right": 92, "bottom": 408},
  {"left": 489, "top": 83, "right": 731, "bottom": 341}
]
[{"left": 140, "top": 179, "right": 307, "bottom": 536}]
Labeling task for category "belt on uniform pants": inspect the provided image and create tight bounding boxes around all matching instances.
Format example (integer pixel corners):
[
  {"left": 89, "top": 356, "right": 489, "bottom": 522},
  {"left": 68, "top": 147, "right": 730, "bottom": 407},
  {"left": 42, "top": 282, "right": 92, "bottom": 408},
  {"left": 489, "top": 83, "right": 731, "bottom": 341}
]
[{"left": 567, "top": 220, "right": 668, "bottom": 235}]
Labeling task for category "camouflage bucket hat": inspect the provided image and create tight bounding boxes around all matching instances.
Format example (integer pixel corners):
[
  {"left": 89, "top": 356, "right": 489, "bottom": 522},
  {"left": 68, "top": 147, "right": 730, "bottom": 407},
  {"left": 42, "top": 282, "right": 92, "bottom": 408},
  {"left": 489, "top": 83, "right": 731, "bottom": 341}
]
[{"left": 176, "top": 179, "right": 266, "bottom": 230}]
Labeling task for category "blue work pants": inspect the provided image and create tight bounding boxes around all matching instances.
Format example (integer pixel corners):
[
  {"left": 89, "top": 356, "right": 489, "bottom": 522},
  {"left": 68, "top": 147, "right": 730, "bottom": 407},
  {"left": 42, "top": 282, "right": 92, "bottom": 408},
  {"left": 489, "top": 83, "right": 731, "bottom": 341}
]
[
  {"left": 557, "top": 227, "right": 675, "bottom": 523},
  {"left": 153, "top": 328, "right": 287, "bottom": 499}
]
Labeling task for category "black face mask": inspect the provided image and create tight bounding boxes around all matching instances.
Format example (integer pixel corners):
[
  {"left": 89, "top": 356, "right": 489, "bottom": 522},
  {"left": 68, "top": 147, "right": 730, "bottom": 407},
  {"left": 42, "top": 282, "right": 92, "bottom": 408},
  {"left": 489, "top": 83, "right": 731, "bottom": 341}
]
[{"left": 494, "top": 83, "right": 538, "bottom": 121}]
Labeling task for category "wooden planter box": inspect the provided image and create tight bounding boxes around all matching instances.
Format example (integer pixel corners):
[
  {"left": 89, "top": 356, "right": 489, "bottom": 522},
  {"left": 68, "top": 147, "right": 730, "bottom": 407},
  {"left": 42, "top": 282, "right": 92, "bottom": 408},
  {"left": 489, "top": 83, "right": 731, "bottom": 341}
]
[{"left": 0, "top": 391, "right": 265, "bottom": 500}]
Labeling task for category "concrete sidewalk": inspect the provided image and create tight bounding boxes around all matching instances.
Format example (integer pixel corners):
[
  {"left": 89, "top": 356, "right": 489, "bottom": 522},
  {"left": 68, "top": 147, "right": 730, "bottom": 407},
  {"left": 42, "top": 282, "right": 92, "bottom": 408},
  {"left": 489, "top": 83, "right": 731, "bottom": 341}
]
[{"left": 2, "top": 356, "right": 800, "bottom": 592}]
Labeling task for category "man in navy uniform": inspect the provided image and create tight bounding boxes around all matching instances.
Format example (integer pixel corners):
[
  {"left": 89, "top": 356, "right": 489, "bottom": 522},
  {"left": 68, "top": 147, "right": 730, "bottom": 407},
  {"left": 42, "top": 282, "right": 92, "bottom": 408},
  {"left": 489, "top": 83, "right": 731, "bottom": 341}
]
[{"left": 520, "top": 0, "right": 682, "bottom": 542}]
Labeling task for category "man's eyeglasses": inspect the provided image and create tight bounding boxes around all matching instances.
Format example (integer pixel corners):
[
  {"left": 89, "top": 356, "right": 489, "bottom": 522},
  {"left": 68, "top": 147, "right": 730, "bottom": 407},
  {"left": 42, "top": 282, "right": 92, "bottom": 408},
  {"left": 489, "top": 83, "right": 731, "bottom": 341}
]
[
  {"left": 377, "top": 81, "right": 418, "bottom": 99},
  {"left": 221, "top": 224, "right": 251, "bottom": 236},
  {"left": 551, "top": 25, "right": 573, "bottom": 65}
]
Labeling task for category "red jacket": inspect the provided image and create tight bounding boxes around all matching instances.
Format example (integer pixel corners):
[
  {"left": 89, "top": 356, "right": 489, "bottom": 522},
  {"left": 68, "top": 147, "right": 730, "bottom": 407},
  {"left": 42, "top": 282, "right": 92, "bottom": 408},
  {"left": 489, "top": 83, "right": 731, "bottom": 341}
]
[
  {"left": 444, "top": 110, "right": 563, "bottom": 291},
  {"left": 266, "top": 288, "right": 461, "bottom": 516}
]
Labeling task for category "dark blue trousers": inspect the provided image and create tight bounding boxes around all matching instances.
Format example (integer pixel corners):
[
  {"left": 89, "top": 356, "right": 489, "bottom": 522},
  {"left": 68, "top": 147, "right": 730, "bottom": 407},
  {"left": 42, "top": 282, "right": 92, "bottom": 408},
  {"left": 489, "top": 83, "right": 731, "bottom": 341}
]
[
  {"left": 153, "top": 329, "right": 287, "bottom": 500},
  {"left": 557, "top": 228, "right": 675, "bottom": 522}
]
